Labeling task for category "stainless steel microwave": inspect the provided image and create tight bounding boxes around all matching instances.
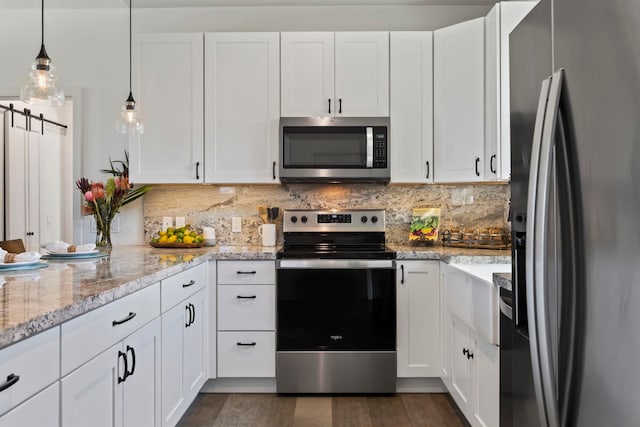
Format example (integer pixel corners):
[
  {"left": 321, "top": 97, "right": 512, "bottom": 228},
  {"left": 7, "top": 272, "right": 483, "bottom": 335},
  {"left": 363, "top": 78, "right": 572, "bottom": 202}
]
[{"left": 279, "top": 117, "right": 390, "bottom": 183}]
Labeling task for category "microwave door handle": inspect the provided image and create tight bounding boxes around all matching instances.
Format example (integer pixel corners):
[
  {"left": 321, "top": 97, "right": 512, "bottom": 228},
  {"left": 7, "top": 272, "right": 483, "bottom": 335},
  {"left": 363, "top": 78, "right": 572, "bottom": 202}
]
[{"left": 366, "top": 127, "right": 374, "bottom": 168}]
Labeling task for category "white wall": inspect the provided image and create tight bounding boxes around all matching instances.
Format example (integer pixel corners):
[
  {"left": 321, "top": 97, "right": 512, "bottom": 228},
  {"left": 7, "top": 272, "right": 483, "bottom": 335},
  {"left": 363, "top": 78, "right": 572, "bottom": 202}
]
[{"left": 0, "top": 5, "right": 489, "bottom": 244}]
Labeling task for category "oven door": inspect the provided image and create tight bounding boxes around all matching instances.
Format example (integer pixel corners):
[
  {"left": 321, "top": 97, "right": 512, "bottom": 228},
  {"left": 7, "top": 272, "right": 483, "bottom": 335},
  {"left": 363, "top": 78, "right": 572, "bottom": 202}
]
[
  {"left": 276, "top": 259, "right": 397, "bottom": 393},
  {"left": 276, "top": 259, "right": 396, "bottom": 351}
]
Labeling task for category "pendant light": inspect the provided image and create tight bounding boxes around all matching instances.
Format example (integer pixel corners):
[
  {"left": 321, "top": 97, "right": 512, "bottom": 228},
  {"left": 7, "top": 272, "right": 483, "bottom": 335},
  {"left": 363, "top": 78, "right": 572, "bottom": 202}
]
[
  {"left": 116, "top": 0, "right": 144, "bottom": 134},
  {"left": 20, "top": 0, "right": 65, "bottom": 107}
]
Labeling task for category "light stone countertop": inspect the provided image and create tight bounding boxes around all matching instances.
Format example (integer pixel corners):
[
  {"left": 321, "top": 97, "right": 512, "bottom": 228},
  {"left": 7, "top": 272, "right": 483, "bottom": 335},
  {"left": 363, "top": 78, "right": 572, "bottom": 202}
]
[
  {"left": 0, "top": 244, "right": 511, "bottom": 350},
  {"left": 493, "top": 272, "right": 512, "bottom": 291}
]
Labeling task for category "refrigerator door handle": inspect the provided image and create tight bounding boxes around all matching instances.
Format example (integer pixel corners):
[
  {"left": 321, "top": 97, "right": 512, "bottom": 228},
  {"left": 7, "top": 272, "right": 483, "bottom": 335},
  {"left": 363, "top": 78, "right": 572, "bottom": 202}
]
[
  {"left": 526, "top": 74, "right": 554, "bottom": 427},
  {"left": 529, "top": 70, "right": 565, "bottom": 427}
]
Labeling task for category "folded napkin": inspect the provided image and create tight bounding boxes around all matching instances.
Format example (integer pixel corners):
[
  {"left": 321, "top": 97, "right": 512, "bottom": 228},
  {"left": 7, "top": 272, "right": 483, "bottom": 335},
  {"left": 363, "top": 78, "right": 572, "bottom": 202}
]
[
  {"left": 0, "top": 249, "right": 41, "bottom": 264},
  {"left": 41, "top": 241, "right": 96, "bottom": 254}
]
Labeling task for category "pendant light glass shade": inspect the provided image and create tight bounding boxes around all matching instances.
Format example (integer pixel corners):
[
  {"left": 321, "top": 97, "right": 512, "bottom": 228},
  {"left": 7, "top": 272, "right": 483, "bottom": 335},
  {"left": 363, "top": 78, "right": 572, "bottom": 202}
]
[
  {"left": 116, "top": 92, "right": 144, "bottom": 134},
  {"left": 116, "top": 0, "right": 144, "bottom": 134},
  {"left": 21, "top": 0, "right": 64, "bottom": 107}
]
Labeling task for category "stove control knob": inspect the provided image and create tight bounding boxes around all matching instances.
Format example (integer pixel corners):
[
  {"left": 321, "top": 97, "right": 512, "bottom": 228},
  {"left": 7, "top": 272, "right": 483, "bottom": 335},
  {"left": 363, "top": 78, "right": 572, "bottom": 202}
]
[
  {"left": 291, "top": 216, "right": 298, "bottom": 223},
  {"left": 371, "top": 216, "right": 378, "bottom": 223},
  {"left": 301, "top": 216, "right": 308, "bottom": 223},
  {"left": 361, "top": 216, "right": 368, "bottom": 223}
]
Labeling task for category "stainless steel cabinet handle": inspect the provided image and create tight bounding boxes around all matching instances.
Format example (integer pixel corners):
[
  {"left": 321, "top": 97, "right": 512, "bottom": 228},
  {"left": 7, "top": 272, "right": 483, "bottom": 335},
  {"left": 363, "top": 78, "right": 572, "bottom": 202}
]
[
  {"left": 0, "top": 374, "right": 19, "bottom": 392},
  {"left": 112, "top": 312, "right": 136, "bottom": 326}
]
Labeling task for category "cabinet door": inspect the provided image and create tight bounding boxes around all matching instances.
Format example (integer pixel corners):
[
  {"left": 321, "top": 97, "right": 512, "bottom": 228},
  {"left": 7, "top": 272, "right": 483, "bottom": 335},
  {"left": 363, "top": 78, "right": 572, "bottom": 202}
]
[
  {"left": 122, "top": 317, "right": 161, "bottom": 427},
  {"left": 396, "top": 261, "right": 440, "bottom": 377},
  {"left": 130, "top": 33, "right": 204, "bottom": 184},
  {"left": 390, "top": 32, "right": 434, "bottom": 183},
  {"left": 485, "top": 2, "right": 537, "bottom": 181},
  {"left": 204, "top": 32, "right": 280, "bottom": 183},
  {"left": 434, "top": 18, "right": 485, "bottom": 182},
  {"left": 335, "top": 32, "right": 389, "bottom": 117},
  {"left": 0, "top": 382, "right": 59, "bottom": 427},
  {"left": 281, "top": 32, "right": 335, "bottom": 117},
  {"left": 450, "top": 316, "right": 472, "bottom": 411},
  {"left": 484, "top": 4, "right": 500, "bottom": 180},
  {"left": 161, "top": 302, "right": 188, "bottom": 427},
  {"left": 473, "top": 335, "right": 500, "bottom": 427},
  {"left": 61, "top": 342, "right": 123, "bottom": 427},
  {"left": 183, "top": 289, "right": 208, "bottom": 402}
]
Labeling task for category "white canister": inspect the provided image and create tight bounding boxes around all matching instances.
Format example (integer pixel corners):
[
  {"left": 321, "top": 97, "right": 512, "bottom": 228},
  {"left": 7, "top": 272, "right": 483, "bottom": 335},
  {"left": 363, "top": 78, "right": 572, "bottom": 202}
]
[
  {"left": 202, "top": 227, "right": 216, "bottom": 246},
  {"left": 258, "top": 224, "right": 276, "bottom": 247}
]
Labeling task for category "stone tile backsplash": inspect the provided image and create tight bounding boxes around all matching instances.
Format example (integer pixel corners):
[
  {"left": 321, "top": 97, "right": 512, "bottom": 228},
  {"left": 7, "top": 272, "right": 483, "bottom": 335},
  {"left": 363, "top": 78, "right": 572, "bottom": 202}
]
[{"left": 143, "top": 183, "right": 510, "bottom": 246}]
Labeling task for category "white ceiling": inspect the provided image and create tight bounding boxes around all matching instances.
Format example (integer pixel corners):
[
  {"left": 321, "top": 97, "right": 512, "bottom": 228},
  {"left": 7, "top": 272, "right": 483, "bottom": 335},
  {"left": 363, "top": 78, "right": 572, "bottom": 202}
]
[{"left": 0, "top": 0, "right": 498, "bottom": 8}]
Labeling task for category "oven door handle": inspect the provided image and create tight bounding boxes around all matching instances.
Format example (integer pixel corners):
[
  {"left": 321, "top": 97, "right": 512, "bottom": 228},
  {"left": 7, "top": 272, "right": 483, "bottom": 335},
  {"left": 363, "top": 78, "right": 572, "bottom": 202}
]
[{"left": 277, "top": 259, "right": 395, "bottom": 269}]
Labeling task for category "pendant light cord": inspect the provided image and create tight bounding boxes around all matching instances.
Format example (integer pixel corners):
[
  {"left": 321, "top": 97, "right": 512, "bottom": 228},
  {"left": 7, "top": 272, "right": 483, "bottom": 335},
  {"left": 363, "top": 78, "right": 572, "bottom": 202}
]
[
  {"left": 129, "top": 0, "right": 132, "bottom": 94},
  {"left": 41, "top": 0, "right": 44, "bottom": 46}
]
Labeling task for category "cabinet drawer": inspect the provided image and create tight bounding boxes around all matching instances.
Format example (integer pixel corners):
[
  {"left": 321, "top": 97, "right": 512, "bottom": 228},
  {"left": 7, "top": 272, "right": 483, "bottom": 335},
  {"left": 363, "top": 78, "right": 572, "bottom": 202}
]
[
  {"left": 61, "top": 283, "right": 160, "bottom": 376},
  {"left": 217, "top": 332, "right": 275, "bottom": 377},
  {"left": 0, "top": 327, "right": 59, "bottom": 416},
  {"left": 161, "top": 262, "right": 208, "bottom": 312},
  {"left": 218, "top": 285, "right": 275, "bottom": 331},
  {"left": 0, "top": 381, "right": 59, "bottom": 427},
  {"left": 217, "top": 261, "right": 275, "bottom": 285}
]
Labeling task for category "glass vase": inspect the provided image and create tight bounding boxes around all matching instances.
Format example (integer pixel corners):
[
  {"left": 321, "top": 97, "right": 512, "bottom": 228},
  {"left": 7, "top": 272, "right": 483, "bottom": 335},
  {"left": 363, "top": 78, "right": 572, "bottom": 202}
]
[{"left": 95, "top": 216, "right": 112, "bottom": 249}]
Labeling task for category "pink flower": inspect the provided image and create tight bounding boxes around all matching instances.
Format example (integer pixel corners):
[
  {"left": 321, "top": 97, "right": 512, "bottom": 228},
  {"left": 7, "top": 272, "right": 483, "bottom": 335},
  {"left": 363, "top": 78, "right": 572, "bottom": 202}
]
[{"left": 84, "top": 191, "right": 95, "bottom": 202}]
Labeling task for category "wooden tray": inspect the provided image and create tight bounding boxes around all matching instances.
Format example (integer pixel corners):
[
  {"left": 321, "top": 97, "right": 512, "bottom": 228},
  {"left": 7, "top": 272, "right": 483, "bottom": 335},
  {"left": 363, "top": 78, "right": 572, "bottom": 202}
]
[{"left": 150, "top": 242, "right": 205, "bottom": 249}]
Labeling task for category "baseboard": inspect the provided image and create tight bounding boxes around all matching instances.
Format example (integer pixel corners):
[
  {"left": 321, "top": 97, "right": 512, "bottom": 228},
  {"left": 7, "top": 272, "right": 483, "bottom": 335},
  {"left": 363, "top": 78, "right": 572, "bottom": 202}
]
[
  {"left": 201, "top": 378, "right": 277, "bottom": 393},
  {"left": 201, "top": 377, "right": 447, "bottom": 393},
  {"left": 395, "top": 377, "right": 447, "bottom": 393}
]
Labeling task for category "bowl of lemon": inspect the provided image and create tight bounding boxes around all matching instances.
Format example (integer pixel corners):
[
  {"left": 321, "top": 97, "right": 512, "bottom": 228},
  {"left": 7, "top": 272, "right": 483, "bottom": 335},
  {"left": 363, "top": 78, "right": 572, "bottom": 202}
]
[{"left": 150, "top": 225, "right": 205, "bottom": 248}]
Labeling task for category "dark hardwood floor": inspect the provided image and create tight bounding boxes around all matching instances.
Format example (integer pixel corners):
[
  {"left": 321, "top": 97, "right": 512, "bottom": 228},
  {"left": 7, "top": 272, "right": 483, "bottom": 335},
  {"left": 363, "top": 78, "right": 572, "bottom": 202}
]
[{"left": 177, "top": 393, "right": 468, "bottom": 427}]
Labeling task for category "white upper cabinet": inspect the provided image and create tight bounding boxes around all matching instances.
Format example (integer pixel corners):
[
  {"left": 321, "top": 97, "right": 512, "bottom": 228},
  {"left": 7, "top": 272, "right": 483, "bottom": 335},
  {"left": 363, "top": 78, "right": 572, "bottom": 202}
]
[
  {"left": 485, "top": 2, "right": 537, "bottom": 181},
  {"left": 281, "top": 32, "right": 389, "bottom": 117},
  {"left": 433, "top": 18, "right": 485, "bottom": 183},
  {"left": 280, "top": 32, "right": 335, "bottom": 117},
  {"left": 130, "top": 33, "right": 204, "bottom": 184},
  {"left": 334, "top": 32, "right": 389, "bottom": 117},
  {"left": 204, "top": 32, "right": 280, "bottom": 183},
  {"left": 390, "top": 32, "right": 434, "bottom": 183}
]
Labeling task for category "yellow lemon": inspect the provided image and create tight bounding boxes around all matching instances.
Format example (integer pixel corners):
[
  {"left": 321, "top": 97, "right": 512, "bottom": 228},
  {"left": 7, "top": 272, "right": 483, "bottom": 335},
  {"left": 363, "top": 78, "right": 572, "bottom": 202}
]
[
  {"left": 183, "top": 236, "right": 194, "bottom": 244},
  {"left": 167, "top": 235, "right": 178, "bottom": 243},
  {"left": 159, "top": 235, "right": 168, "bottom": 243}
]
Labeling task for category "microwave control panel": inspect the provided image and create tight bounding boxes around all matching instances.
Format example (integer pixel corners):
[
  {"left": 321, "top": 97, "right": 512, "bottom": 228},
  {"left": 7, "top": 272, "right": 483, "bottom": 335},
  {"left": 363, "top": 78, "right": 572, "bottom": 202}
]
[{"left": 373, "top": 127, "right": 387, "bottom": 168}]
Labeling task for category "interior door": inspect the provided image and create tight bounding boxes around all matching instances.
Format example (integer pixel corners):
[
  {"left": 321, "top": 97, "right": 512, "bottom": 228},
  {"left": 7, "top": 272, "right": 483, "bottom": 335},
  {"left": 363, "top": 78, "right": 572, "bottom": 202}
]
[{"left": 4, "top": 114, "right": 40, "bottom": 251}]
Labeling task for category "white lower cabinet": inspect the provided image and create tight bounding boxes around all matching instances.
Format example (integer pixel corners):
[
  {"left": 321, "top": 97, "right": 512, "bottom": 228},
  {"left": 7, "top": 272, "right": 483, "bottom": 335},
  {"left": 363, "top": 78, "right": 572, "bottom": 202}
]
[
  {"left": 441, "top": 263, "right": 500, "bottom": 427},
  {"left": 161, "top": 288, "right": 208, "bottom": 427},
  {"left": 62, "top": 342, "right": 123, "bottom": 427},
  {"left": 217, "top": 332, "right": 276, "bottom": 378},
  {"left": 396, "top": 261, "right": 440, "bottom": 377},
  {"left": 0, "top": 382, "right": 59, "bottom": 427},
  {"left": 61, "top": 317, "right": 162, "bottom": 427},
  {"left": 217, "top": 260, "right": 276, "bottom": 379}
]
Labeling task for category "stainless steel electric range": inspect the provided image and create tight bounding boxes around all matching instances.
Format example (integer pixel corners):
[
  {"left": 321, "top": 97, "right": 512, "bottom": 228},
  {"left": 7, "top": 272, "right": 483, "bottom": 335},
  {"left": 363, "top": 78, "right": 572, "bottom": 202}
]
[{"left": 275, "top": 209, "right": 397, "bottom": 394}]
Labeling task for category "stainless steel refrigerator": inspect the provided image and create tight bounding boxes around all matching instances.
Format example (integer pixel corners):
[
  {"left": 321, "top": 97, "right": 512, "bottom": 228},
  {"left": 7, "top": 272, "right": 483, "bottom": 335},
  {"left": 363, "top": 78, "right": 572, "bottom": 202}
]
[{"left": 509, "top": 0, "right": 640, "bottom": 426}]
